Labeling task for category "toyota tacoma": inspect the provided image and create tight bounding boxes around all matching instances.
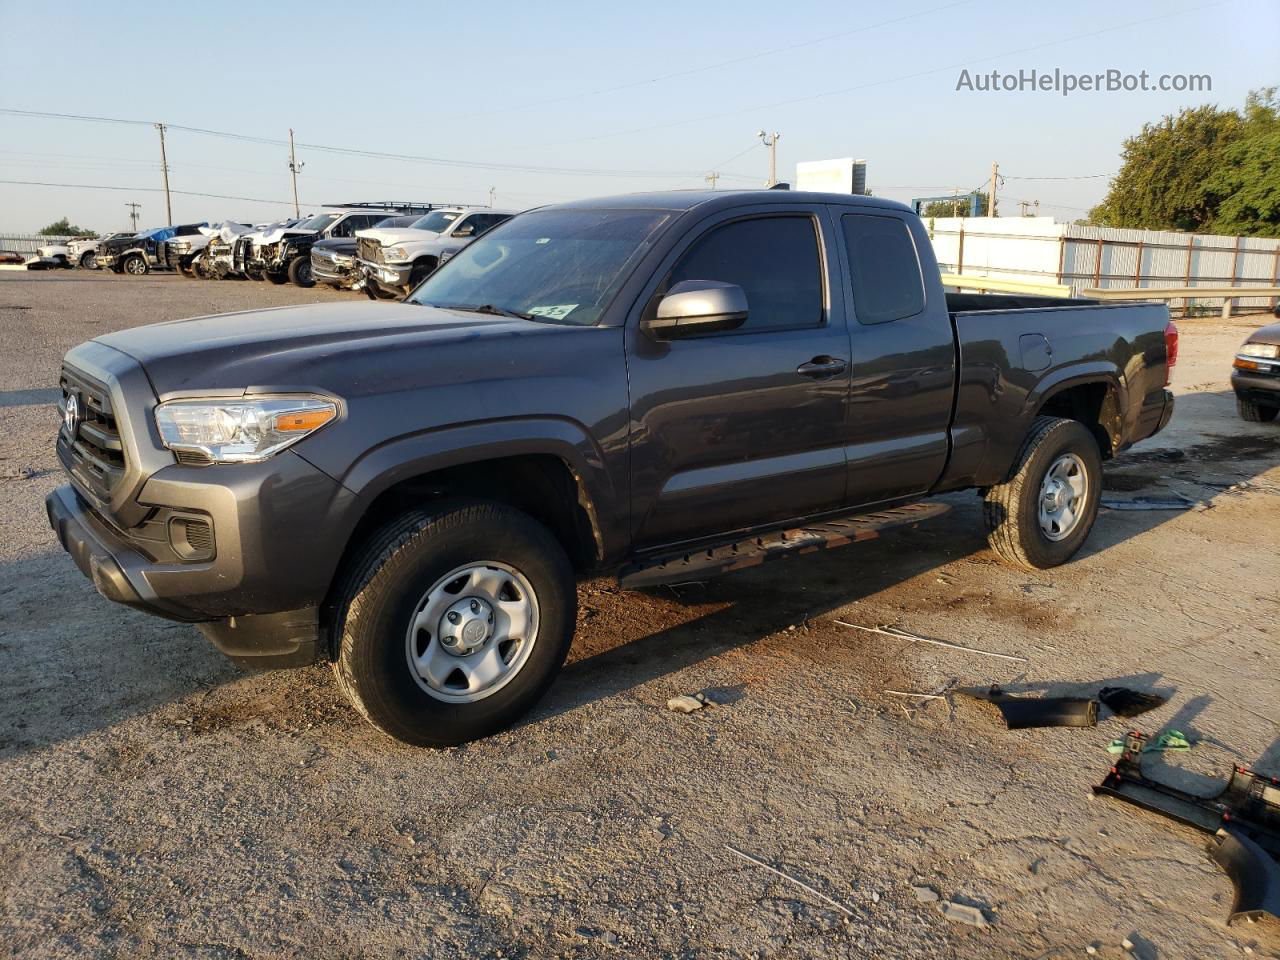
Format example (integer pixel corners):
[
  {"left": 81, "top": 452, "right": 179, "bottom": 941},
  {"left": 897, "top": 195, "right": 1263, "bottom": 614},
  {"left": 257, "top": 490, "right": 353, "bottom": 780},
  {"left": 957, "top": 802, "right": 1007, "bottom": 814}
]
[{"left": 46, "top": 190, "right": 1176, "bottom": 747}]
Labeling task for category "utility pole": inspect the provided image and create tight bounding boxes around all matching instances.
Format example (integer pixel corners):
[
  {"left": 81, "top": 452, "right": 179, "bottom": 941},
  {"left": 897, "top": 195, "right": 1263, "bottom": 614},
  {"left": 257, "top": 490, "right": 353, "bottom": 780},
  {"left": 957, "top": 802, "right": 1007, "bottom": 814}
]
[
  {"left": 125, "top": 202, "right": 141, "bottom": 232},
  {"left": 488, "top": 186, "right": 496, "bottom": 208},
  {"left": 757, "top": 130, "right": 780, "bottom": 187},
  {"left": 987, "top": 160, "right": 998, "bottom": 217},
  {"left": 705, "top": 171, "right": 720, "bottom": 190},
  {"left": 155, "top": 123, "right": 172, "bottom": 224},
  {"left": 287, "top": 129, "right": 304, "bottom": 218}
]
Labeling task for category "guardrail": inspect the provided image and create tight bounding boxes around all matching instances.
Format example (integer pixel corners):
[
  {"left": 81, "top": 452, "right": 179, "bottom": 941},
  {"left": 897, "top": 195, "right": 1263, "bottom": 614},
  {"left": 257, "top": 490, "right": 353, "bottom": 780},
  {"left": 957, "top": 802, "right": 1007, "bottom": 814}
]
[
  {"left": 1082, "top": 285, "right": 1280, "bottom": 318},
  {"left": 940, "top": 273, "right": 1072, "bottom": 297}
]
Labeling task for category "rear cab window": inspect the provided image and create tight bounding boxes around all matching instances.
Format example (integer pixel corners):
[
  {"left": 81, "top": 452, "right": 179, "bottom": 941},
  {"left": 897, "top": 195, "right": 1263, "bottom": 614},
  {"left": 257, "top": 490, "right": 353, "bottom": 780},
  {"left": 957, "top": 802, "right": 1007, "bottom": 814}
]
[{"left": 840, "top": 214, "right": 926, "bottom": 325}]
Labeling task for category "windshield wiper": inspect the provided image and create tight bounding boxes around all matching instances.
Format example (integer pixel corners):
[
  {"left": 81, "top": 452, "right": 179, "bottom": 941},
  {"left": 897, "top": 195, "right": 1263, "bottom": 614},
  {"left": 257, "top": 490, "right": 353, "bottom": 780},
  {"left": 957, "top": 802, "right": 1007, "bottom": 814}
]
[{"left": 436, "top": 302, "right": 535, "bottom": 321}]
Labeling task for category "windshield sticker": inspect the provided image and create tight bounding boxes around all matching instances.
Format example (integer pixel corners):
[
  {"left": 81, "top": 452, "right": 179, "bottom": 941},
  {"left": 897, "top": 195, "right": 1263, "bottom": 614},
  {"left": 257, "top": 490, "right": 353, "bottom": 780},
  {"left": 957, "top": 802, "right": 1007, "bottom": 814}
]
[
  {"left": 535, "top": 238, "right": 551, "bottom": 244},
  {"left": 528, "top": 304, "right": 579, "bottom": 320}
]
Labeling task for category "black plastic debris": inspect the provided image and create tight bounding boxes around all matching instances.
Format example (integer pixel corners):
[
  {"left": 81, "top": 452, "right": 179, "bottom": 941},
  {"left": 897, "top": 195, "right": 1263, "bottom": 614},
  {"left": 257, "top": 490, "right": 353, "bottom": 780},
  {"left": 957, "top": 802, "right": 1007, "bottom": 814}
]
[
  {"left": 959, "top": 686, "right": 1098, "bottom": 729},
  {"left": 1094, "top": 731, "right": 1280, "bottom": 928},
  {"left": 1098, "top": 686, "right": 1170, "bottom": 719}
]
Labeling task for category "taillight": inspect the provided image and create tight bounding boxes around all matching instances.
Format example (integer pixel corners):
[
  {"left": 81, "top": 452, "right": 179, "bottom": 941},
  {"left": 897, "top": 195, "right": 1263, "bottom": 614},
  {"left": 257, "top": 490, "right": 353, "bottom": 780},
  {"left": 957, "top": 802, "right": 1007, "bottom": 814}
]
[{"left": 1164, "top": 321, "right": 1179, "bottom": 386}]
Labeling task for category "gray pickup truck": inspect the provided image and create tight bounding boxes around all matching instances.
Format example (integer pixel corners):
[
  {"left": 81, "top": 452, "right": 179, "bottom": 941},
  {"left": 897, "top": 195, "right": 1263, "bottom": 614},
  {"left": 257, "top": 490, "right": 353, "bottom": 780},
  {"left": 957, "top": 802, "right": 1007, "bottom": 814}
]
[{"left": 46, "top": 190, "right": 1176, "bottom": 746}]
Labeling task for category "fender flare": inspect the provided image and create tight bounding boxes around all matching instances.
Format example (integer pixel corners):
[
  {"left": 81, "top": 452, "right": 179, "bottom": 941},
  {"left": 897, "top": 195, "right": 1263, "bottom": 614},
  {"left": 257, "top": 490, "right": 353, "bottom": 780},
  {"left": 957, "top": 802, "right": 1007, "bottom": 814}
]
[{"left": 334, "top": 416, "right": 621, "bottom": 557}]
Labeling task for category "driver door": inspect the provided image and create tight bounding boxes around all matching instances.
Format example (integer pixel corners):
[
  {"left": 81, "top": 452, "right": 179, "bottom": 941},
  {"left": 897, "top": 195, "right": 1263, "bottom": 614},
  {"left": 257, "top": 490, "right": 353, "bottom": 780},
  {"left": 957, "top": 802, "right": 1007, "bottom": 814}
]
[{"left": 625, "top": 206, "right": 852, "bottom": 550}]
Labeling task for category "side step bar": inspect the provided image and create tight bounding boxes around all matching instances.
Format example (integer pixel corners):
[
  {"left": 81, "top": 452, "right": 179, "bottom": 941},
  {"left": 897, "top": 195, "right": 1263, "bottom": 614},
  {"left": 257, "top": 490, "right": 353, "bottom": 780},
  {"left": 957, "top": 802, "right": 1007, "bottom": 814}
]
[{"left": 618, "top": 501, "right": 950, "bottom": 590}]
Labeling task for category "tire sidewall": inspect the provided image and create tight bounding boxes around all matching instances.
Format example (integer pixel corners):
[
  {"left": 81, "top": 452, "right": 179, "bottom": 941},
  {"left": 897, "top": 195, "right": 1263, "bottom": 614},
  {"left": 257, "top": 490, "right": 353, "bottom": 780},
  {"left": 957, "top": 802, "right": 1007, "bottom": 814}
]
[
  {"left": 340, "top": 508, "right": 575, "bottom": 745},
  {"left": 1014, "top": 421, "right": 1102, "bottom": 567}
]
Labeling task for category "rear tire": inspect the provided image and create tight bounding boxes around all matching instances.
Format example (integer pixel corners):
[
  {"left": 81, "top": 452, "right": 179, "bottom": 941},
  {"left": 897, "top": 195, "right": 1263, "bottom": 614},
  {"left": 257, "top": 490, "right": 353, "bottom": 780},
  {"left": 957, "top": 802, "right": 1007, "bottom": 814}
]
[
  {"left": 983, "top": 416, "right": 1102, "bottom": 570},
  {"left": 1237, "top": 397, "right": 1279, "bottom": 422},
  {"left": 332, "top": 501, "right": 576, "bottom": 747},
  {"left": 288, "top": 256, "right": 314, "bottom": 288}
]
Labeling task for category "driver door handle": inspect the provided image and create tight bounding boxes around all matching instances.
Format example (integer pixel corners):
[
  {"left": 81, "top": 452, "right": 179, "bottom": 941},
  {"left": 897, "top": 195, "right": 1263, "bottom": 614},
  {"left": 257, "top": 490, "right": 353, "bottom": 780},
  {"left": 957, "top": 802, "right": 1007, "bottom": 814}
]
[{"left": 796, "top": 355, "right": 848, "bottom": 379}]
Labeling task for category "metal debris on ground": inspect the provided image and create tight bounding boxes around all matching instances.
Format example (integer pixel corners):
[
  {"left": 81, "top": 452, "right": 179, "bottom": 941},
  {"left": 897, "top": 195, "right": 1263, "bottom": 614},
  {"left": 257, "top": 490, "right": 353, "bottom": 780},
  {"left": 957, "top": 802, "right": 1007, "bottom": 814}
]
[
  {"left": 1105, "top": 730, "right": 1192, "bottom": 754},
  {"left": 1098, "top": 686, "right": 1170, "bottom": 719},
  {"left": 958, "top": 685, "right": 1098, "bottom": 729},
  {"left": 724, "top": 844, "right": 856, "bottom": 918},
  {"left": 1094, "top": 731, "right": 1280, "bottom": 927},
  {"left": 1100, "top": 495, "right": 1203, "bottom": 511},
  {"left": 937, "top": 900, "right": 991, "bottom": 928},
  {"left": 835, "top": 621, "right": 1028, "bottom": 663}
]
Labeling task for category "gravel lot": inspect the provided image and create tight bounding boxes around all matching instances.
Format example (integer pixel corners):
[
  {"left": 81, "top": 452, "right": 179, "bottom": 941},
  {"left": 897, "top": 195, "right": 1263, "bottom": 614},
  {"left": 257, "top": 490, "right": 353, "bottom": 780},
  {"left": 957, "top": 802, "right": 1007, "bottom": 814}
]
[{"left": 1, "top": 271, "right": 1278, "bottom": 959}]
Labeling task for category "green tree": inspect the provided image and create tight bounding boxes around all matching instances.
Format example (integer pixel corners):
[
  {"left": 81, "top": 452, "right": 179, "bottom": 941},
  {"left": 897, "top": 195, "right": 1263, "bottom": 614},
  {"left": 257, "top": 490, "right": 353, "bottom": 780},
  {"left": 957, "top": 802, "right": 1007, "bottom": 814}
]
[
  {"left": 38, "top": 217, "right": 95, "bottom": 237},
  {"left": 1087, "top": 89, "right": 1280, "bottom": 237},
  {"left": 921, "top": 191, "right": 993, "bottom": 218},
  {"left": 1205, "top": 89, "right": 1280, "bottom": 237}
]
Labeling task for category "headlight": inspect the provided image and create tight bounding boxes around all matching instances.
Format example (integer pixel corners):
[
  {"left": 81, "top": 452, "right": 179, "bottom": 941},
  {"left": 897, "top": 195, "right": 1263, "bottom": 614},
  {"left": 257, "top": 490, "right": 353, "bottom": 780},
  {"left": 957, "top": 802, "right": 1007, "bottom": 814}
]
[
  {"left": 1239, "top": 342, "right": 1279, "bottom": 359},
  {"left": 155, "top": 395, "right": 338, "bottom": 464},
  {"left": 383, "top": 246, "right": 409, "bottom": 262}
]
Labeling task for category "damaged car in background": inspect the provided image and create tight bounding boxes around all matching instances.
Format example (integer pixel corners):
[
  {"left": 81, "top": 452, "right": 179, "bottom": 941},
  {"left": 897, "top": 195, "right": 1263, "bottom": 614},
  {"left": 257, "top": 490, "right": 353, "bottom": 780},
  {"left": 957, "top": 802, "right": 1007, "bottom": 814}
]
[
  {"left": 311, "top": 214, "right": 423, "bottom": 290},
  {"left": 98, "top": 223, "right": 207, "bottom": 275},
  {"left": 236, "top": 203, "right": 440, "bottom": 288},
  {"left": 355, "top": 206, "right": 516, "bottom": 298}
]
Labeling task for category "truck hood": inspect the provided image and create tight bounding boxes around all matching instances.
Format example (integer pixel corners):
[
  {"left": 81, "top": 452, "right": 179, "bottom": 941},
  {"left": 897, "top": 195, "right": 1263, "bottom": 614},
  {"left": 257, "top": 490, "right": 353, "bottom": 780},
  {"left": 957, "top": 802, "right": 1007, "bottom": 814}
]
[
  {"left": 252, "top": 226, "right": 316, "bottom": 245},
  {"left": 1246, "top": 321, "right": 1280, "bottom": 346},
  {"left": 94, "top": 301, "right": 541, "bottom": 396},
  {"left": 355, "top": 227, "right": 442, "bottom": 246}
]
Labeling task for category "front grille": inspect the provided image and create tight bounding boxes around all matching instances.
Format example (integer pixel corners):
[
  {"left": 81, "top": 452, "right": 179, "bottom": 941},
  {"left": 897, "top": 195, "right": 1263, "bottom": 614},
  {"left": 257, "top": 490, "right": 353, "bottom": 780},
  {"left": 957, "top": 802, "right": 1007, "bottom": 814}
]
[
  {"left": 357, "top": 237, "right": 383, "bottom": 263},
  {"left": 59, "top": 366, "right": 126, "bottom": 499}
]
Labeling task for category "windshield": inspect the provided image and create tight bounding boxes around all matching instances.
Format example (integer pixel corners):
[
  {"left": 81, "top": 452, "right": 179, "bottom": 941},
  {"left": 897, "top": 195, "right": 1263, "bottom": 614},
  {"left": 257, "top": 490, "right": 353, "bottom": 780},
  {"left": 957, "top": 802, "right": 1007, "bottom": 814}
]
[
  {"left": 409, "top": 209, "right": 671, "bottom": 326},
  {"left": 410, "top": 210, "right": 461, "bottom": 233},
  {"left": 294, "top": 213, "right": 340, "bottom": 232}
]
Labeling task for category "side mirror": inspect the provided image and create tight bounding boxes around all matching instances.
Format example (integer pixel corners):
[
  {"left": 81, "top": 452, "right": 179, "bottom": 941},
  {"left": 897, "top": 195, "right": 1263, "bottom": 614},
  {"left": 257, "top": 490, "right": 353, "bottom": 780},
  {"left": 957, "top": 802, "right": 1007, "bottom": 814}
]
[{"left": 642, "top": 280, "right": 748, "bottom": 340}]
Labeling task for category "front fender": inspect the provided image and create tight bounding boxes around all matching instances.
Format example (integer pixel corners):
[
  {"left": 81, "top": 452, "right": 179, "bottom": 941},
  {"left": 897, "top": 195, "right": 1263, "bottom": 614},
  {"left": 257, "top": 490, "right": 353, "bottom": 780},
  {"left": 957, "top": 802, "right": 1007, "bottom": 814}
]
[{"left": 330, "top": 416, "right": 625, "bottom": 560}]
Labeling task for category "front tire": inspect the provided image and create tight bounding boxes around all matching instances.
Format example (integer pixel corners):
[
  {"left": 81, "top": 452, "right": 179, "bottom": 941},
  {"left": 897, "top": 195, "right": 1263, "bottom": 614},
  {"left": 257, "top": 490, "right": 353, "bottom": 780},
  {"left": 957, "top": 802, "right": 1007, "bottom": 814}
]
[
  {"left": 79, "top": 251, "right": 98, "bottom": 270},
  {"left": 264, "top": 270, "right": 288, "bottom": 284},
  {"left": 983, "top": 416, "right": 1102, "bottom": 570},
  {"left": 121, "top": 253, "right": 148, "bottom": 276},
  {"left": 288, "top": 256, "right": 314, "bottom": 287},
  {"left": 332, "top": 501, "right": 576, "bottom": 747},
  {"left": 1237, "top": 397, "right": 1279, "bottom": 422}
]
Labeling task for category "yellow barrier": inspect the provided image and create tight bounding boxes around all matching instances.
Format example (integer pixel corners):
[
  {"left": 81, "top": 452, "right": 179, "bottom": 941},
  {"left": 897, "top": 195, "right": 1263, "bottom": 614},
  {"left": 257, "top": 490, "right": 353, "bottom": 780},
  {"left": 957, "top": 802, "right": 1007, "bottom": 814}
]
[{"left": 940, "top": 273, "right": 1072, "bottom": 298}]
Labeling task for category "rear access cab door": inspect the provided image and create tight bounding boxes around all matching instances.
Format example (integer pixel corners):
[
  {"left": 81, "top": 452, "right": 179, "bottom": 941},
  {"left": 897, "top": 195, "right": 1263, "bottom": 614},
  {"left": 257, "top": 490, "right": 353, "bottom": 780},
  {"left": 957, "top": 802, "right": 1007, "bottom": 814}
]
[
  {"left": 831, "top": 207, "right": 955, "bottom": 505},
  {"left": 624, "top": 201, "right": 853, "bottom": 550}
]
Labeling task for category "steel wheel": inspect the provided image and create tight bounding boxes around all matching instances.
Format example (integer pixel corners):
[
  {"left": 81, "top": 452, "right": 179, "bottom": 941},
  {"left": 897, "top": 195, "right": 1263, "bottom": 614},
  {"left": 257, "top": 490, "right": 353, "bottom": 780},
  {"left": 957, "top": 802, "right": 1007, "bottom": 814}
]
[
  {"left": 1038, "top": 452, "right": 1087, "bottom": 541},
  {"left": 404, "top": 561, "right": 539, "bottom": 704}
]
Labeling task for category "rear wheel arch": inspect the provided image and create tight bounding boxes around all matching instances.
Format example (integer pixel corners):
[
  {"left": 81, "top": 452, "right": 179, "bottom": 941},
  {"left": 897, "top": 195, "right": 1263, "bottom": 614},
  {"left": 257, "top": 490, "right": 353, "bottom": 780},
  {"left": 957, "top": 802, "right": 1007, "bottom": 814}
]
[{"left": 1032, "top": 377, "right": 1122, "bottom": 460}]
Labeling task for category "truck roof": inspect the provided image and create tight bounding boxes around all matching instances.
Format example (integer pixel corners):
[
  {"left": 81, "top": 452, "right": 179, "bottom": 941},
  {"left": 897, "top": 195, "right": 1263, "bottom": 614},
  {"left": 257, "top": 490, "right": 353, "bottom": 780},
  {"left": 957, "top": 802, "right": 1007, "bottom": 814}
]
[{"left": 550, "top": 189, "right": 914, "bottom": 215}]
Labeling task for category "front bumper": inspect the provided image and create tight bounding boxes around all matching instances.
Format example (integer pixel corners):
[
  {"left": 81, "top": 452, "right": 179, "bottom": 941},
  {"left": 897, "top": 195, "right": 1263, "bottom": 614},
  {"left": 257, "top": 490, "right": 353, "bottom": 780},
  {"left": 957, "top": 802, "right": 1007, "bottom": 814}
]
[
  {"left": 46, "top": 449, "right": 357, "bottom": 667},
  {"left": 356, "top": 257, "right": 412, "bottom": 293},
  {"left": 312, "top": 254, "right": 354, "bottom": 286},
  {"left": 1232, "top": 365, "right": 1280, "bottom": 406}
]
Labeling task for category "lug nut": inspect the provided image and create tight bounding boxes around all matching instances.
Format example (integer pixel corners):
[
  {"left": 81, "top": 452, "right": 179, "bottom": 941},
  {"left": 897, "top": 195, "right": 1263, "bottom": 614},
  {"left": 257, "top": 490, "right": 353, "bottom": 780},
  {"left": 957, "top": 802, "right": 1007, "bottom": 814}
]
[
  {"left": 470, "top": 600, "right": 480, "bottom": 613},
  {"left": 447, "top": 611, "right": 461, "bottom": 624}
]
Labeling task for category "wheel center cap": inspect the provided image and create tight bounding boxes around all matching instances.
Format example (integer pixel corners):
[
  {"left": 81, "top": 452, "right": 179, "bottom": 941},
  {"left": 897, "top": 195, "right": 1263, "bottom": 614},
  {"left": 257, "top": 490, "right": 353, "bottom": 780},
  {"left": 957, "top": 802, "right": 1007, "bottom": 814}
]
[{"left": 440, "top": 597, "right": 494, "bottom": 656}]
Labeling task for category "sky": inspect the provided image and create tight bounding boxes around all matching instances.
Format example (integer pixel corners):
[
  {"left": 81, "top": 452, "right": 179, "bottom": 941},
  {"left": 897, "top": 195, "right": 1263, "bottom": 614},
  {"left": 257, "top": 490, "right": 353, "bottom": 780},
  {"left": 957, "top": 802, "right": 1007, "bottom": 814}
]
[{"left": 0, "top": 0, "right": 1274, "bottom": 234}]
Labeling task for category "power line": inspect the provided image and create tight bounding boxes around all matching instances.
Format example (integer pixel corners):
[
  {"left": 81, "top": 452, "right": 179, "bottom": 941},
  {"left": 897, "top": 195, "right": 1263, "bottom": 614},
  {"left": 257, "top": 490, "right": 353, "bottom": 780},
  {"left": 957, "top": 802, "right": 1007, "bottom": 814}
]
[
  {"left": 439, "top": 0, "right": 973, "bottom": 122},
  {"left": 1003, "top": 173, "right": 1111, "bottom": 181},
  {"left": 0, "top": 179, "right": 296, "bottom": 206},
  {"left": 0, "top": 107, "right": 722, "bottom": 179},
  {"left": 537, "top": 2, "right": 1220, "bottom": 148}
]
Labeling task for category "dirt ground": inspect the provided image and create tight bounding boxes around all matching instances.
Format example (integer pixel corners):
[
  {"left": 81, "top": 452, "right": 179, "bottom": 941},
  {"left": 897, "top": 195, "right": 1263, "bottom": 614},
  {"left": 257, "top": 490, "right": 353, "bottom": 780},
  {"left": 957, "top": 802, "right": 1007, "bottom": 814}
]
[{"left": 1, "top": 271, "right": 1278, "bottom": 960}]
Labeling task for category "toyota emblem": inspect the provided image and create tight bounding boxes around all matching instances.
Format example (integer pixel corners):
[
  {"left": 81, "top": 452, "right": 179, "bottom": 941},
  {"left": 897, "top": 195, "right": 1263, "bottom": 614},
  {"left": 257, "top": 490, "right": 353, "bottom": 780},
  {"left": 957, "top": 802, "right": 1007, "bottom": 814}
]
[{"left": 63, "top": 393, "right": 80, "bottom": 435}]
